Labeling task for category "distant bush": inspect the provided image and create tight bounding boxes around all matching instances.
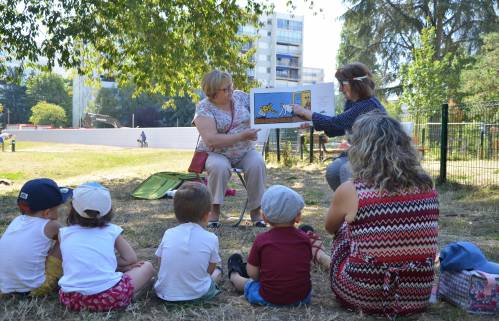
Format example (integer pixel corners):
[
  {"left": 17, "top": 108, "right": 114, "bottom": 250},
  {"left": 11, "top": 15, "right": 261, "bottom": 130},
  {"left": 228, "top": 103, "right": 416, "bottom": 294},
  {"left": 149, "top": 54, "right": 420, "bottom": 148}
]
[{"left": 29, "top": 101, "right": 67, "bottom": 127}]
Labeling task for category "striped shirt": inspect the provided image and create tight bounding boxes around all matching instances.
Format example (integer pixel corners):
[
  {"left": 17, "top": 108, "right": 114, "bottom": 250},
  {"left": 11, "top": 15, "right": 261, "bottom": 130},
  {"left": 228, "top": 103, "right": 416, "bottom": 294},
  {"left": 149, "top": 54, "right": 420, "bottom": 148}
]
[{"left": 312, "top": 96, "right": 386, "bottom": 137}]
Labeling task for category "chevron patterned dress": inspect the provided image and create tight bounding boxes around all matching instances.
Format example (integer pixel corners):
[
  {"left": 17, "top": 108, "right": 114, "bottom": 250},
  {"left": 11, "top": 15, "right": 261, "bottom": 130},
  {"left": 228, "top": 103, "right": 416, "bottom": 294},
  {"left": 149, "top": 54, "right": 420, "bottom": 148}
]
[{"left": 330, "top": 180, "right": 439, "bottom": 318}]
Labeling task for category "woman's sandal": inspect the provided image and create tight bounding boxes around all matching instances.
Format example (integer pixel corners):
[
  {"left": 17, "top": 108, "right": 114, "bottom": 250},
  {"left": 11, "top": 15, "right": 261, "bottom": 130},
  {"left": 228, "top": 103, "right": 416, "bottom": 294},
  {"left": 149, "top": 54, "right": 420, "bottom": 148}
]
[
  {"left": 299, "top": 224, "right": 325, "bottom": 264},
  {"left": 252, "top": 220, "right": 267, "bottom": 228},
  {"left": 207, "top": 221, "right": 222, "bottom": 229}
]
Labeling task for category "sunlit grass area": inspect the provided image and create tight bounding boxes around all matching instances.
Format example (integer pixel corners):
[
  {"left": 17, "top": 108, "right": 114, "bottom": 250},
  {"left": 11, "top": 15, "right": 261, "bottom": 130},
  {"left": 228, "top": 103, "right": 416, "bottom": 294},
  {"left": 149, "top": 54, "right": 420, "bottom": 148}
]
[{"left": 0, "top": 142, "right": 497, "bottom": 321}]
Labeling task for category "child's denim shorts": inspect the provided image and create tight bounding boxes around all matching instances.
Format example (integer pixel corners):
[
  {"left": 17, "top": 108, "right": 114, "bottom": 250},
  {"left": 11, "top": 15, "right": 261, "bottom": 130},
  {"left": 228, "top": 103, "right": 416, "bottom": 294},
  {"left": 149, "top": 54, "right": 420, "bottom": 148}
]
[{"left": 244, "top": 280, "right": 311, "bottom": 306}]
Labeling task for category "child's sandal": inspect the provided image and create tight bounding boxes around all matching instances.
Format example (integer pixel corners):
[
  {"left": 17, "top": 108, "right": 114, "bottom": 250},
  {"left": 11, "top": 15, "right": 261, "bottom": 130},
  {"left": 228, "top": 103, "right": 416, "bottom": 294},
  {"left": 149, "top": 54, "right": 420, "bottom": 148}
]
[
  {"left": 227, "top": 253, "right": 249, "bottom": 279},
  {"left": 307, "top": 232, "right": 325, "bottom": 265},
  {"left": 298, "top": 224, "right": 324, "bottom": 265}
]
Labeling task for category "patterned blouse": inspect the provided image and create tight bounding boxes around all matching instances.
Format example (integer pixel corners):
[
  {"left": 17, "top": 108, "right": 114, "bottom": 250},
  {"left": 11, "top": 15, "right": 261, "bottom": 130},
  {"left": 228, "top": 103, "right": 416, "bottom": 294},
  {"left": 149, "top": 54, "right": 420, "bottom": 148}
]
[{"left": 193, "top": 90, "right": 254, "bottom": 164}]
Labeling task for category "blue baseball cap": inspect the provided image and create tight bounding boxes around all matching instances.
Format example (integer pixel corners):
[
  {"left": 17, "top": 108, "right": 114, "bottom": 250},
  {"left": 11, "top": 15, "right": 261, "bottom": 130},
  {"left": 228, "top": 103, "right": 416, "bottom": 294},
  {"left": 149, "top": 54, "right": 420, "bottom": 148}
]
[
  {"left": 18, "top": 178, "right": 73, "bottom": 212},
  {"left": 440, "top": 241, "right": 499, "bottom": 274}
]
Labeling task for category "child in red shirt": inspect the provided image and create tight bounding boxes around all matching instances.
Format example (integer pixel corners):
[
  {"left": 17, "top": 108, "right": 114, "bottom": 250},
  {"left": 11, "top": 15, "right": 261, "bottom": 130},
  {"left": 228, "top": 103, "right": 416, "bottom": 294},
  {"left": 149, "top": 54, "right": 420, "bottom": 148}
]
[{"left": 227, "top": 185, "right": 312, "bottom": 305}]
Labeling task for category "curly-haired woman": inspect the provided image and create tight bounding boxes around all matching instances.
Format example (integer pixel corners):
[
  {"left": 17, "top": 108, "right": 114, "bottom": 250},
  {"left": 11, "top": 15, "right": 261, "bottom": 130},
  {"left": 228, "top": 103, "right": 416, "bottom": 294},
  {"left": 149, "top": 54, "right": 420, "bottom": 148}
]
[{"left": 306, "top": 112, "right": 439, "bottom": 318}]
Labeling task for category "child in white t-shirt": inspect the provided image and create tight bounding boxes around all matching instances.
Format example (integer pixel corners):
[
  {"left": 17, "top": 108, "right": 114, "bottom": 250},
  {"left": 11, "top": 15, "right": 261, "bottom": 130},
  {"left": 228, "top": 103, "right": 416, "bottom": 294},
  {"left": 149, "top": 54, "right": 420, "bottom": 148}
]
[
  {"left": 154, "top": 182, "right": 222, "bottom": 302},
  {"left": 0, "top": 178, "right": 71, "bottom": 297},
  {"left": 58, "top": 182, "right": 155, "bottom": 312}
]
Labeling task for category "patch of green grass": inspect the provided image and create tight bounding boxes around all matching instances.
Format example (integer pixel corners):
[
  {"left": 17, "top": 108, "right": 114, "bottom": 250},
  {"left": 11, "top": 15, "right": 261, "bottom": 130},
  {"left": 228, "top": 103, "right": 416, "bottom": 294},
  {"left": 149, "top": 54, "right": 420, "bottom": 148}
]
[
  {"left": 0, "top": 171, "right": 25, "bottom": 180},
  {"left": 0, "top": 142, "right": 192, "bottom": 187}
]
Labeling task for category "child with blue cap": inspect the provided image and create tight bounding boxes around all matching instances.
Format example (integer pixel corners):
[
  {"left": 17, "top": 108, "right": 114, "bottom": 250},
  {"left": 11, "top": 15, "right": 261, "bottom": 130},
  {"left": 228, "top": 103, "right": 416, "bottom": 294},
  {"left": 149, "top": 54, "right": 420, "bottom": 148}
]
[
  {"left": 227, "top": 185, "right": 313, "bottom": 306},
  {"left": 0, "top": 178, "right": 72, "bottom": 296}
]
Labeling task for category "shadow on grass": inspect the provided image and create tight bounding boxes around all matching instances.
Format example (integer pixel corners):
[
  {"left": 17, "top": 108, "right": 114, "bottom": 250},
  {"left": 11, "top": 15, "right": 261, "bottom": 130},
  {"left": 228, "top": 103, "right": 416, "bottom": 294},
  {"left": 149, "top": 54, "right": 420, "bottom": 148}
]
[{"left": 1, "top": 166, "right": 498, "bottom": 321}]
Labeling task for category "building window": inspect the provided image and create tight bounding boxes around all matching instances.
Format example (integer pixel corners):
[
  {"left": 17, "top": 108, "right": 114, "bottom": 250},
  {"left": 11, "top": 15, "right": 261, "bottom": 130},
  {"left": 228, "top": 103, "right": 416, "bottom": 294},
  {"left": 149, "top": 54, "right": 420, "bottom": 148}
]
[
  {"left": 277, "top": 19, "right": 302, "bottom": 31},
  {"left": 267, "top": 31, "right": 271, "bottom": 36}
]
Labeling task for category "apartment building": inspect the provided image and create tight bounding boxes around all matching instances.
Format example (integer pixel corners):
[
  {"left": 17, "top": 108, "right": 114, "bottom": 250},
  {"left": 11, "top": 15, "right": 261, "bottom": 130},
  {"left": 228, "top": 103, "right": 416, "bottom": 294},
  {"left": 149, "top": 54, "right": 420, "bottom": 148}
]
[
  {"left": 242, "top": 12, "right": 305, "bottom": 88},
  {"left": 302, "top": 67, "right": 325, "bottom": 85}
]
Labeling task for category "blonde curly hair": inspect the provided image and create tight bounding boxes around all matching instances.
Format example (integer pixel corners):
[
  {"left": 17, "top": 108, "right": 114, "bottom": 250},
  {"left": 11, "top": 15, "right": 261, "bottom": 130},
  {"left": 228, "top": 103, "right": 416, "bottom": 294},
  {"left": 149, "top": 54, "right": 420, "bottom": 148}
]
[{"left": 348, "top": 112, "right": 434, "bottom": 193}]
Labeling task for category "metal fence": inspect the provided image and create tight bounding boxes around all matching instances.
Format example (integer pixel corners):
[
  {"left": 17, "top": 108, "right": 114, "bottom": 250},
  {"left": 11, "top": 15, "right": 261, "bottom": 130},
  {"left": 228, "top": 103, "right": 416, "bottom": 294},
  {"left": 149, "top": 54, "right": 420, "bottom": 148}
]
[{"left": 264, "top": 101, "right": 499, "bottom": 187}]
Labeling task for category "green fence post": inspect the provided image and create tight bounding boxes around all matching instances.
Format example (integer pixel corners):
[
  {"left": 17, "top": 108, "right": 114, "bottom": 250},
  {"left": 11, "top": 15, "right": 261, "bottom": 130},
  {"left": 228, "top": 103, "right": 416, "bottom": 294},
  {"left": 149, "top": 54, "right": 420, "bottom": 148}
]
[
  {"left": 300, "top": 134, "right": 304, "bottom": 160},
  {"left": 421, "top": 127, "right": 426, "bottom": 158},
  {"left": 264, "top": 134, "right": 269, "bottom": 161},
  {"left": 309, "top": 127, "right": 314, "bottom": 163},
  {"left": 479, "top": 128, "right": 484, "bottom": 159},
  {"left": 438, "top": 103, "right": 448, "bottom": 184},
  {"left": 276, "top": 128, "right": 280, "bottom": 163}
]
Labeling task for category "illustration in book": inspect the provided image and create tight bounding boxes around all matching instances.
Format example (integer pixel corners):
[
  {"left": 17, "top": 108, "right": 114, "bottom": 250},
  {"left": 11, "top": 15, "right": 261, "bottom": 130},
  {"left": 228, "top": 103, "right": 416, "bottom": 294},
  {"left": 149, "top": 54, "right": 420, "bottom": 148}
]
[
  {"left": 250, "top": 83, "right": 334, "bottom": 129},
  {"left": 254, "top": 90, "right": 311, "bottom": 124}
]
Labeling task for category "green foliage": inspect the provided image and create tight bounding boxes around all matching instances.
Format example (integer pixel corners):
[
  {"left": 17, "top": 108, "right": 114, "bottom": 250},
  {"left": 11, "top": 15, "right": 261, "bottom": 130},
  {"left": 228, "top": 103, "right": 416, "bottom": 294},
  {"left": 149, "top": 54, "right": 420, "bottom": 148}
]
[
  {"left": 0, "top": 0, "right": 271, "bottom": 100},
  {"left": 29, "top": 101, "right": 67, "bottom": 127},
  {"left": 26, "top": 72, "right": 72, "bottom": 126},
  {"left": 336, "top": 3, "right": 379, "bottom": 78},
  {"left": 381, "top": 99, "right": 402, "bottom": 120},
  {"left": 0, "top": 68, "right": 29, "bottom": 124},
  {"left": 460, "top": 32, "right": 499, "bottom": 104},
  {"left": 94, "top": 86, "right": 196, "bottom": 127},
  {"left": 95, "top": 88, "right": 121, "bottom": 119},
  {"left": 400, "top": 26, "right": 460, "bottom": 118},
  {"left": 281, "top": 141, "right": 298, "bottom": 167},
  {"left": 339, "top": 0, "right": 498, "bottom": 87}
]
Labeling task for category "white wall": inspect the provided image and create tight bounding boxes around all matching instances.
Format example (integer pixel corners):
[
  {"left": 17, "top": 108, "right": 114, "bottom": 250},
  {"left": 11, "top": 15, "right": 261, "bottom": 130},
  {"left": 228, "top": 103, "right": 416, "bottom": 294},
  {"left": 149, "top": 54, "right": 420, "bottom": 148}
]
[{"left": 4, "top": 127, "right": 198, "bottom": 149}]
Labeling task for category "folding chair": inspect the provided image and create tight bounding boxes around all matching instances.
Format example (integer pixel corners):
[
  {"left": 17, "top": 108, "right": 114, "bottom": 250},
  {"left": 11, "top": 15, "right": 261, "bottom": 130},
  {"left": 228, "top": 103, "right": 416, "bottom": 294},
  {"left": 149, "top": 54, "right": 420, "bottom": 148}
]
[{"left": 231, "top": 128, "right": 270, "bottom": 227}]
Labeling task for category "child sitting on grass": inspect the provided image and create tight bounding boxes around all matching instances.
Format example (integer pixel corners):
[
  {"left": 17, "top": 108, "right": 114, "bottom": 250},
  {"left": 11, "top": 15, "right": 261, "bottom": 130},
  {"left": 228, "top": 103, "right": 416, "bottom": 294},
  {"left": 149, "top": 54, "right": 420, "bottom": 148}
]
[
  {"left": 0, "top": 178, "right": 71, "bottom": 297},
  {"left": 227, "top": 185, "right": 312, "bottom": 306},
  {"left": 154, "top": 182, "right": 222, "bottom": 302},
  {"left": 58, "top": 182, "right": 155, "bottom": 312}
]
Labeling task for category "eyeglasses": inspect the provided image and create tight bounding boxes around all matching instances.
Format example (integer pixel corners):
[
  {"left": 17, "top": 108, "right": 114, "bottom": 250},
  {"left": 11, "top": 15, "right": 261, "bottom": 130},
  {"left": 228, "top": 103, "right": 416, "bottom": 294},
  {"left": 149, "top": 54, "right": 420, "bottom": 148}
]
[
  {"left": 338, "top": 81, "right": 349, "bottom": 88},
  {"left": 218, "top": 84, "right": 234, "bottom": 93}
]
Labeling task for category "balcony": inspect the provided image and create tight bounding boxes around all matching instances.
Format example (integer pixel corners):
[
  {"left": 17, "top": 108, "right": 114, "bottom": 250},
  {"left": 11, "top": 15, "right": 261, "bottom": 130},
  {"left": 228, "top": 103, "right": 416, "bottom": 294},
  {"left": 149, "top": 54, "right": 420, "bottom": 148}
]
[
  {"left": 276, "top": 49, "right": 301, "bottom": 57},
  {"left": 276, "top": 35, "right": 302, "bottom": 45},
  {"left": 276, "top": 68, "right": 300, "bottom": 81},
  {"left": 276, "top": 54, "right": 299, "bottom": 68}
]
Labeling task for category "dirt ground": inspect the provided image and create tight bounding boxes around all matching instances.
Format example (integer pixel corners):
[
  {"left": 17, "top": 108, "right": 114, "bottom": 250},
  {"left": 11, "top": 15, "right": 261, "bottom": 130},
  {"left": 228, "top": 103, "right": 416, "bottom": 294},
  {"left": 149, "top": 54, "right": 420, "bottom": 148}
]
[{"left": 0, "top": 161, "right": 498, "bottom": 321}]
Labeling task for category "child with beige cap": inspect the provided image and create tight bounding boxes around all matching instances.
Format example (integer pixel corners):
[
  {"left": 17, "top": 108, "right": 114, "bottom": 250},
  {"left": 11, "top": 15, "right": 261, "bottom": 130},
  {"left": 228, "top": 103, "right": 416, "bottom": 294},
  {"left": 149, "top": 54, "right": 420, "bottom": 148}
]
[{"left": 58, "top": 182, "right": 155, "bottom": 312}]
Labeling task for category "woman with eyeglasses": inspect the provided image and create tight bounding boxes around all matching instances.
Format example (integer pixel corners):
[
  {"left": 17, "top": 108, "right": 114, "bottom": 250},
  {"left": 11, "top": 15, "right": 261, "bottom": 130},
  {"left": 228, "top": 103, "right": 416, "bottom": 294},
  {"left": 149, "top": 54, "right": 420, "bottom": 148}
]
[
  {"left": 293, "top": 62, "right": 386, "bottom": 190},
  {"left": 193, "top": 70, "right": 266, "bottom": 228}
]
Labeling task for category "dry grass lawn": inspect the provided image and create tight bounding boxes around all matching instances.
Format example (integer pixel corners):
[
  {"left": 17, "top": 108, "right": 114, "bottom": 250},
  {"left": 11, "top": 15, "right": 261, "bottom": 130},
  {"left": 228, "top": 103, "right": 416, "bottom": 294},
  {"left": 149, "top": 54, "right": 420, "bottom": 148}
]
[{"left": 0, "top": 142, "right": 498, "bottom": 321}]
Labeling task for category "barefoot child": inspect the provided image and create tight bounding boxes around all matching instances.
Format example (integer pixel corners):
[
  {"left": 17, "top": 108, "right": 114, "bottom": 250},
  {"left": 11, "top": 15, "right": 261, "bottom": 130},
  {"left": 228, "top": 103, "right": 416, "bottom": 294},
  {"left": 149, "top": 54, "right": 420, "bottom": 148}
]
[
  {"left": 154, "top": 182, "right": 222, "bottom": 302},
  {"left": 0, "top": 178, "right": 71, "bottom": 296},
  {"left": 227, "top": 185, "right": 312, "bottom": 306},
  {"left": 58, "top": 182, "right": 155, "bottom": 311}
]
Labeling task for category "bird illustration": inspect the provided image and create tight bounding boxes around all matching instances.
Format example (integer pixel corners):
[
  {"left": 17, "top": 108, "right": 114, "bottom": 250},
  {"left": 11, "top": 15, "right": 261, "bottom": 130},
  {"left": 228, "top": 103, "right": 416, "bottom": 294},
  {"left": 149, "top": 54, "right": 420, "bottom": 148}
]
[{"left": 258, "top": 103, "right": 278, "bottom": 118}]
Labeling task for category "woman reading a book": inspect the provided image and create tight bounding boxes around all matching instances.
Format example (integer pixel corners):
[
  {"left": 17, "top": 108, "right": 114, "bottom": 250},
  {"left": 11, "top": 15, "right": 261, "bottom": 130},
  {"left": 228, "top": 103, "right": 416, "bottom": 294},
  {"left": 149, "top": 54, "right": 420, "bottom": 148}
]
[{"left": 193, "top": 70, "right": 266, "bottom": 228}]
